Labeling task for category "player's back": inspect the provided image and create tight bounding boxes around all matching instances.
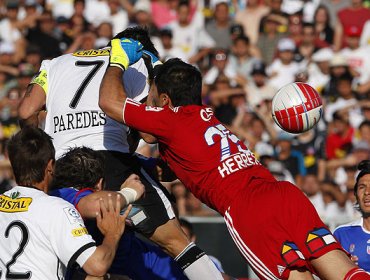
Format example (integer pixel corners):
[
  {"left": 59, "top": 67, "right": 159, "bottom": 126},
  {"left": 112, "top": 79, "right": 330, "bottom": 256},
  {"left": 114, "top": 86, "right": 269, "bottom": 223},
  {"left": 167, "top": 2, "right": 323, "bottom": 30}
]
[
  {"left": 43, "top": 49, "right": 149, "bottom": 158},
  {"left": 0, "top": 186, "right": 91, "bottom": 280}
]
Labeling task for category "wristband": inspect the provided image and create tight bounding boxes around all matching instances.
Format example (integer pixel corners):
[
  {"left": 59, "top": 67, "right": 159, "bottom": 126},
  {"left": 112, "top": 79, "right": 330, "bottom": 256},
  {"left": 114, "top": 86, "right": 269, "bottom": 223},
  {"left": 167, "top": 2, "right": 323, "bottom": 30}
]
[{"left": 118, "top": 188, "right": 138, "bottom": 204}]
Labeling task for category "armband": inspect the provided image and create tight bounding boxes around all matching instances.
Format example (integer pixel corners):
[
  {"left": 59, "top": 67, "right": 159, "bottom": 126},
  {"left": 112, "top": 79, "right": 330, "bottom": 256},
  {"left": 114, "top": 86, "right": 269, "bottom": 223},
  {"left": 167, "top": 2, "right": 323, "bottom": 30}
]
[{"left": 30, "top": 69, "right": 48, "bottom": 94}]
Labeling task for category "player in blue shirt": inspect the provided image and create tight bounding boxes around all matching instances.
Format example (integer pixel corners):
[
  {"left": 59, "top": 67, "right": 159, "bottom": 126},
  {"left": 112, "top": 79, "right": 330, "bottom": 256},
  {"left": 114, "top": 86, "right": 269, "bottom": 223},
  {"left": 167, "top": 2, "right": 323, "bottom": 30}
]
[
  {"left": 334, "top": 160, "right": 370, "bottom": 272},
  {"left": 50, "top": 146, "right": 188, "bottom": 280}
]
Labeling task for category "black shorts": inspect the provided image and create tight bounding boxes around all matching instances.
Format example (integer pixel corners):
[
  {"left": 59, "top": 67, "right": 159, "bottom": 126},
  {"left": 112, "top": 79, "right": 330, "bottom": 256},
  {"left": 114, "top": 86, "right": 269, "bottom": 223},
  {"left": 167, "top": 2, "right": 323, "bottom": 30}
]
[{"left": 100, "top": 150, "right": 176, "bottom": 235}]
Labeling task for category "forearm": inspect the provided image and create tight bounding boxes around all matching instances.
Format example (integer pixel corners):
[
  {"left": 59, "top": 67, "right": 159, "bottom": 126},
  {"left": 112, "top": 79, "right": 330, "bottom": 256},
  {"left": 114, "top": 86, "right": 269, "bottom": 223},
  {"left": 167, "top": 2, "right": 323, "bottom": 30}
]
[
  {"left": 83, "top": 235, "right": 120, "bottom": 276},
  {"left": 99, "top": 67, "right": 127, "bottom": 123},
  {"left": 19, "top": 112, "right": 39, "bottom": 128},
  {"left": 78, "top": 192, "right": 126, "bottom": 219}
]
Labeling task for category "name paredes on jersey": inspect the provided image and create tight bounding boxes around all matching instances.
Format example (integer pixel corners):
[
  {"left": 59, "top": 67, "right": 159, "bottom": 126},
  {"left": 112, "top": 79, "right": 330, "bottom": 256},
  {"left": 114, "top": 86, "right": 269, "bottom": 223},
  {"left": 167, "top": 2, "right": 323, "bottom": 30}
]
[
  {"left": 53, "top": 110, "right": 106, "bottom": 133},
  {"left": 218, "top": 151, "right": 259, "bottom": 178}
]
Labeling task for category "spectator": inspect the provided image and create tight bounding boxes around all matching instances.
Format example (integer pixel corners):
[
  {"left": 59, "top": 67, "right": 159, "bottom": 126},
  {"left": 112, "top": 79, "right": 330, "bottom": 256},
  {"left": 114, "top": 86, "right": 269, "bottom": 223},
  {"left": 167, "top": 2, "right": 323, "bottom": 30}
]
[
  {"left": 322, "top": 53, "right": 351, "bottom": 103},
  {"left": 334, "top": 0, "right": 370, "bottom": 51},
  {"left": 156, "top": 28, "right": 180, "bottom": 61},
  {"left": 292, "top": 128, "right": 326, "bottom": 179},
  {"left": 295, "top": 22, "right": 329, "bottom": 63},
  {"left": 167, "top": 0, "right": 215, "bottom": 64},
  {"left": 226, "top": 35, "right": 257, "bottom": 85},
  {"left": 244, "top": 60, "right": 275, "bottom": 109},
  {"left": 107, "top": 0, "right": 129, "bottom": 36},
  {"left": 334, "top": 160, "right": 370, "bottom": 272},
  {"left": 326, "top": 111, "right": 355, "bottom": 161},
  {"left": 340, "top": 25, "right": 370, "bottom": 99},
  {"left": 267, "top": 160, "right": 294, "bottom": 183},
  {"left": 95, "top": 22, "right": 113, "bottom": 48},
  {"left": 275, "top": 131, "right": 307, "bottom": 186},
  {"left": 266, "top": 37, "right": 301, "bottom": 90},
  {"left": 321, "top": 0, "right": 351, "bottom": 29},
  {"left": 186, "top": 191, "right": 218, "bottom": 217},
  {"left": 287, "top": 10, "right": 304, "bottom": 45},
  {"left": 132, "top": 1, "right": 158, "bottom": 36},
  {"left": 324, "top": 74, "right": 361, "bottom": 127},
  {"left": 203, "top": 49, "right": 236, "bottom": 94},
  {"left": 257, "top": 13, "right": 287, "bottom": 65},
  {"left": 313, "top": 4, "right": 334, "bottom": 45},
  {"left": 301, "top": 175, "right": 347, "bottom": 221},
  {"left": 308, "top": 47, "right": 333, "bottom": 92},
  {"left": 259, "top": 0, "right": 289, "bottom": 35},
  {"left": 234, "top": 0, "right": 269, "bottom": 45},
  {"left": 205, "top": 1, "right": 234, "bottom": 50},
  {"left": 26, "top": 11, "right": 62, "bottom": 59}
]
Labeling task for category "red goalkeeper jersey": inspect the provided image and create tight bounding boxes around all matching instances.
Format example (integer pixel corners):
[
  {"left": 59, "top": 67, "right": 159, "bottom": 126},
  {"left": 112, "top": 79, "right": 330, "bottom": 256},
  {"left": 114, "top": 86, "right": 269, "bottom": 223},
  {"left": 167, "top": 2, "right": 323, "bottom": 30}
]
[{"left": 123, "top": 99, "right": 275, "bottom": 213}]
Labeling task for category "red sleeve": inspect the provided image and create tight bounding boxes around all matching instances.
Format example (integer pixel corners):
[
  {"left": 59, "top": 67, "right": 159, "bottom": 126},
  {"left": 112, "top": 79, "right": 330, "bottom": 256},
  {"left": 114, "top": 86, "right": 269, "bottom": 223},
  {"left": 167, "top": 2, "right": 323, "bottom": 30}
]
[{"left": 123, "top": 98, "right": 173, "bottom": 139}]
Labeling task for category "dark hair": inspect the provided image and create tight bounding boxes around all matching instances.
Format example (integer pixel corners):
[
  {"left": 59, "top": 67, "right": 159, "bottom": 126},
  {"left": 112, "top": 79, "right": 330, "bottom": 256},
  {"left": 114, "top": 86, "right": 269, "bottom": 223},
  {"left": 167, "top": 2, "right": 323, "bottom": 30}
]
[
  {"left": 313, "top": 5, "right": 331, "bottom": 28},
  {"left": 154, "top": 58, "right": 202, "bottom": 106},
  {"left": 359, "top": 120, "right": 370, "bottom": 130},
  {"left": 50, "top": 147, "right": 105, "bottom": 190},
  {"left": 354, "top": 160, "right": 370, "bottom": 194},
  {"left": 179, "top": 218, "right": 194, "bottom": 238},
  {"left": 354, "top": 160, "right": 370, "bottom": 213},
  {"left": 233, "top": 35, "right": 250, "bottom": 45},
  {"left": 302, "top": 22, "right": 314, "bottom": 29},
  {"left": 112, "top": 26, "right": 159, "bottom": 57},
  {"left": 7, "top": 127, "right": 55, "bottom": 186}
]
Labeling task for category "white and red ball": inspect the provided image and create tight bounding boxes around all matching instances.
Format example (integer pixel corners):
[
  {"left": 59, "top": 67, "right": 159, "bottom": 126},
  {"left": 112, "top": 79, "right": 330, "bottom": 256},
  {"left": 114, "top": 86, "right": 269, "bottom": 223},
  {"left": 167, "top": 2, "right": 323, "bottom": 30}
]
[{"left": 272, "top": 82, "right": 322, "bottom": 134}]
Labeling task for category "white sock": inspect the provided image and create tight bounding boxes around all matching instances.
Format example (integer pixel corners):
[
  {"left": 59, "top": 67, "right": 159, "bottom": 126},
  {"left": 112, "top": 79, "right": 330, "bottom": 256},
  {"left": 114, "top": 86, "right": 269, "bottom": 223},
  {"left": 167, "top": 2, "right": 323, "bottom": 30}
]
[{"left": 175, "top": 242, "right": 223, "bottom": 280}]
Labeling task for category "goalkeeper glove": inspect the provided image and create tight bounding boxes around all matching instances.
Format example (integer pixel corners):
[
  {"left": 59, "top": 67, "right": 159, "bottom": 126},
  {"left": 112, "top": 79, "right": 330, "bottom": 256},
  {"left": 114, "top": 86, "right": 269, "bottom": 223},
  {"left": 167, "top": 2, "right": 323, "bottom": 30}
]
[{"left": 110, "top": 38, "right": 144, "bottom": 70}]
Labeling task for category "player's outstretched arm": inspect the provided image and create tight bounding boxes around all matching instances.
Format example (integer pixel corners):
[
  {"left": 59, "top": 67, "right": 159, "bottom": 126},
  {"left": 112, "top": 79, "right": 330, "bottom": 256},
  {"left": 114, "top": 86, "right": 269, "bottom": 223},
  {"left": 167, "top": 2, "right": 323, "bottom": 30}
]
[
  {"left": 99, "top": 38, "right": 143, "bottom": 123},
  {"left": 82, "top": 195, "right": 131, "bottom": 276},
  {"left": 77, "top": 174, "right": 145, "bottom": 218},
  {"left": 18, "top": 83, "right": 46, "bottom": 128}
]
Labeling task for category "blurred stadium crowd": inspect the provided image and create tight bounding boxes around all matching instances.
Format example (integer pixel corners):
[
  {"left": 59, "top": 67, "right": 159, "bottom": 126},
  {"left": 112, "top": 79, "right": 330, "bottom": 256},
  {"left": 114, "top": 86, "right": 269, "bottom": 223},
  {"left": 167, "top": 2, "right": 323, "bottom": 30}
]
[{"left": 0, "top": 0, "right": 370, "bottom": 226}]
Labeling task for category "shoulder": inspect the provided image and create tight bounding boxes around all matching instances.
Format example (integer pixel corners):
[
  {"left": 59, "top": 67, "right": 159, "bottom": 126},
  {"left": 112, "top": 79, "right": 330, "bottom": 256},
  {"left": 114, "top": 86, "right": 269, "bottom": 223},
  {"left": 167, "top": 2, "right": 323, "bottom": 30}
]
[{"left": 334, "top": 219, "right": 362, "bottom": 234}]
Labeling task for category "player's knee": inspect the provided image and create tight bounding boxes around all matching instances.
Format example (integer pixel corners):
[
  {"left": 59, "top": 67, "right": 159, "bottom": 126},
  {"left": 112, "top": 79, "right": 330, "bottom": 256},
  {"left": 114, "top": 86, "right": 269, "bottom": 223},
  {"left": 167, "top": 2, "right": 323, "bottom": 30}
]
[{"left": 344, "top": 268, "right": 370, "bottom": 280}]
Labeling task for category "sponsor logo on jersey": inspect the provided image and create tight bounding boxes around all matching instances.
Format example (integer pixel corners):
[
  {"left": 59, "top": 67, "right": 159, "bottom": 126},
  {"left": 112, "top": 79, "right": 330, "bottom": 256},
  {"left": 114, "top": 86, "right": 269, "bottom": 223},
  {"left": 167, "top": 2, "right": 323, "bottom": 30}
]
[
  {"left": 306, "top": 228, "right": 336, "bottom": 253},
  {"left": 53, "top": 111, "right": 107, "bottom": 133},
  {"left": 367, "top": 245, "right": 370, "bottom": 255},
  {"left": 64, "top": 207, "right": 82, "bottom": 224},
  {"left": 280, "top": 242, "right": 305, "bottom": 266},
  {"left": 72, "top": 49, "right": 110, "bottom": 57},
  {"left": 0, "top": 195, "right": 32, "bottom": 212},
  {"left": 72, "top": 227, "right": 89, "bottom": 237},
  {"left": 200, "top": 108, "right": 213, "bottom": 121},
  {"left": 349, "top": 243, "right": 355, "bottom": 253},
  {"left": 145, "top": 106, "right": 163, "bottom": 112},
  {"left": 277, "top": 265, "right": 286, "bottom": 276}
]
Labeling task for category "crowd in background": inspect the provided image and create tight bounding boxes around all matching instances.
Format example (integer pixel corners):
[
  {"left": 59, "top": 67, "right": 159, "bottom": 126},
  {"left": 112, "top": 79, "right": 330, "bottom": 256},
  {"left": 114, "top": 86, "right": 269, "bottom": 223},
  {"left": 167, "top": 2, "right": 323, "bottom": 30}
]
[{"left": 0, "top": 0, "right": 370, "bottom": 227}]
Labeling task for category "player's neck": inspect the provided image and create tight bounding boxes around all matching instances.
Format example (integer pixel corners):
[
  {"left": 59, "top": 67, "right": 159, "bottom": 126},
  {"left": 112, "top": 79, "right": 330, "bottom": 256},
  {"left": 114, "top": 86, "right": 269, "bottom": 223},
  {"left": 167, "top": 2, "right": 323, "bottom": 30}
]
[{"left": 363, "top": 216, "right": 370, "bottom": 231}]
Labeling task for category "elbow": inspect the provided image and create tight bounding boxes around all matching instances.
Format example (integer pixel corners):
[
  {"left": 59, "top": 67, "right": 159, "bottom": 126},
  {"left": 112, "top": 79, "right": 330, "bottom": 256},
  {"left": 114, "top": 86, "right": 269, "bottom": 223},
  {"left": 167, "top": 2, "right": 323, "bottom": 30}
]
[
  {"left": 84, "top": 263, "right": 108, "bottom": 277},
  {"left": 99, "top": 97, "right": 111, "bottom": 117}
]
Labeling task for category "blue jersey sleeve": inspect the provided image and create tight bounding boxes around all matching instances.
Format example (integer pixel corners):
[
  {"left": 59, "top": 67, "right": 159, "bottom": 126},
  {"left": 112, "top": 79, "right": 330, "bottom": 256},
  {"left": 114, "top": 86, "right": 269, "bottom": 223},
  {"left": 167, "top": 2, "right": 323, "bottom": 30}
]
[{"left": 50, "top": 188, "right": 94, "bottom": 206}]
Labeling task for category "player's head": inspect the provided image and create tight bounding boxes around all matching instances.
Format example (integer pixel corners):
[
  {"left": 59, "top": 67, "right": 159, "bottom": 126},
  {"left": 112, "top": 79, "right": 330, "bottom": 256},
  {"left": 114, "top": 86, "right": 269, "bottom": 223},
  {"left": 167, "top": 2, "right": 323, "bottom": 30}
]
[
  {"left": 112, "top": 26, "right": 159, "bottom": 57},
  {"left": 152, "top": 58, "right": 202, "bottom": 107},
  {"left": 50, "top": 147, "right": 105, "bottom": 190},
  {"left": 354, "top": 160, "right": 370, "bottom": 217},
  {"left": 7, "top": 127, "right": 55, "bottom": 187}
]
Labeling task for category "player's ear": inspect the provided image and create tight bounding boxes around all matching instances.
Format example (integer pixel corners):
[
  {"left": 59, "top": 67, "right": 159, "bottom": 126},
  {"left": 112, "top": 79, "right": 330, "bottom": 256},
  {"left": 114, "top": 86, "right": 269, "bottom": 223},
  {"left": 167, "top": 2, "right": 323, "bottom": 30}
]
[{"left": 160, "top": 93, "right": 170, "bottom": 106}]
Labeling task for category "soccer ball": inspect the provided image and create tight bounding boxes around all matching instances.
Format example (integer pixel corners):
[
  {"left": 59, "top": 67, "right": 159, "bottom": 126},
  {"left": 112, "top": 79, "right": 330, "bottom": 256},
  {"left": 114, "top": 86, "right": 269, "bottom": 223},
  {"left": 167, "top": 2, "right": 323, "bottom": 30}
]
[{"left": 272, "top": 82, "right": 323, "bottom": 134}]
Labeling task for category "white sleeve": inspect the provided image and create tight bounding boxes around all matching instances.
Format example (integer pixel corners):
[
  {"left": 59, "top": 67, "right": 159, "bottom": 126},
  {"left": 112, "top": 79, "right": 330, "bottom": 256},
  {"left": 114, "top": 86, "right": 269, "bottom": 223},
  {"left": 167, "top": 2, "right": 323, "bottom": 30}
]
[{"left": 48, "top": 201, "right": 97, "bottom": 268}]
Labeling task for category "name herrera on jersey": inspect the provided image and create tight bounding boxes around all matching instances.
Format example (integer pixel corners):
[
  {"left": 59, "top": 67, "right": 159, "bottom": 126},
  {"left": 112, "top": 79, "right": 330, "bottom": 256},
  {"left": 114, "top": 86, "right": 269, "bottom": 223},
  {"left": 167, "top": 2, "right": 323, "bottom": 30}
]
[
  {"left": 218, "top": 151, "right": 259, "bottom": 178},
  {"left": 53, "top": 111, "right": 106, "bottom": 133}
]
